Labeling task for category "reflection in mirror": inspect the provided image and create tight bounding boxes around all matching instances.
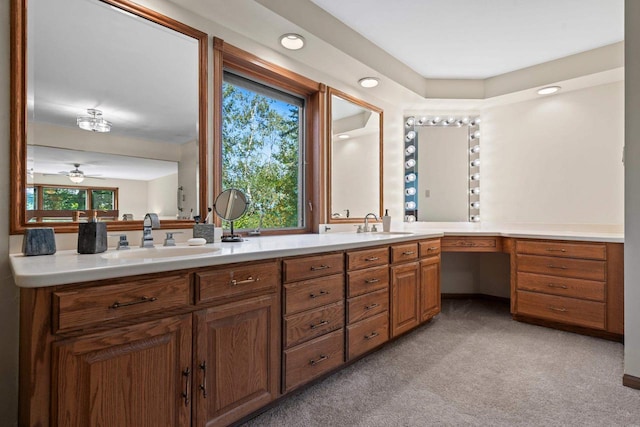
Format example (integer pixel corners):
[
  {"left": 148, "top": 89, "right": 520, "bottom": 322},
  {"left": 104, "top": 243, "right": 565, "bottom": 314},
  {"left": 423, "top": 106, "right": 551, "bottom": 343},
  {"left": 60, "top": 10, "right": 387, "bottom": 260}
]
[
  {"left": 404, "top": 116, "right": 480, "bottom": 222},
  {"left": 214, "top": 189, "right": 249, "bottom": 242},
  {"left": 328, "top": 88, "right": 383, "bottom": 222},
  {"left": 11, "top": 0, "right": 208, "bottom": 232}
]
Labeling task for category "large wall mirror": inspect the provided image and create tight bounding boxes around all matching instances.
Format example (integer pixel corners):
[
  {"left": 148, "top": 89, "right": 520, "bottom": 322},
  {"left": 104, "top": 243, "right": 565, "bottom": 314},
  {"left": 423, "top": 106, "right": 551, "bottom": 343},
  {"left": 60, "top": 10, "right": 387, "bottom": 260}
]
[
  {"left": 404, "top": 116, "right": 480, "bottom": 223},
  {"left": 327, "top": 88, "right": 383, "bottom": 222},
  {"left": 10, "top": 0, "right": 208, "bottom": 233}
]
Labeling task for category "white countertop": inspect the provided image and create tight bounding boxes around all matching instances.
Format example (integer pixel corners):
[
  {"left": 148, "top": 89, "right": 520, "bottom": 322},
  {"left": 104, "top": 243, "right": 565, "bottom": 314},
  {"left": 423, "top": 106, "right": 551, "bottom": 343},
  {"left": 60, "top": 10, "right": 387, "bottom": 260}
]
[{"left": 10, "top": 222, "right": 624, "bottom": 288}]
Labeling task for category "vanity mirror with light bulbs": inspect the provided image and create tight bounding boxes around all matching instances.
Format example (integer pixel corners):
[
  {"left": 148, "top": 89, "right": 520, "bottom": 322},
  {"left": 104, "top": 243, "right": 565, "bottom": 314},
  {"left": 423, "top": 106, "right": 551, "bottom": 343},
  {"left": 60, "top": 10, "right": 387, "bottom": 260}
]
[
  {"left": 404, "top": 115, "right": 480, "bottom": 223},
  {"left": 327, "top": 88, "right": 383, "bottom": 223},
  {"left": 10, "top": 0, "right": 208, "bottom": 233}
]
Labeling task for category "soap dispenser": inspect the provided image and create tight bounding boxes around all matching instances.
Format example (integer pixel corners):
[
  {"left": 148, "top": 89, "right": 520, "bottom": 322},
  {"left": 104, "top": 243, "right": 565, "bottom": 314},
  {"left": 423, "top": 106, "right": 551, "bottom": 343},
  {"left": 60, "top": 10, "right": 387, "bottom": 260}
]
[
  {"left": 77, "top": 212, "right": 107, "bottom": 254},
  {"left": 382, "top": 209, "right": 391, "bottom": 232}
]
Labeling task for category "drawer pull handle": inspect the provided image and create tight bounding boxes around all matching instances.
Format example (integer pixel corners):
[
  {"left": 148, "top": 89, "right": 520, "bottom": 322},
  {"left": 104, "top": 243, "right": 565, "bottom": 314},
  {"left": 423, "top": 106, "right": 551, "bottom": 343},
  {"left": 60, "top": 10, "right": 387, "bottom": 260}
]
[
  {"left": 230, "top": 276, "right": 258, "bottom": 286},
  {"left": 546, "top": 248, "right": 567, "bottom": 252},
  {"left": 402, "top": 251, "right": 416, "bottom": 255},
  {"left": 109, "top": 296, "right": 157, "bottom": 309},
  {"left": 428, "top": 247, "right": 439, "bottom": 251},
  {"left": 310, "top": 320, "right": 329, "bottom": 329},
  {"left": 181, "top": 367, "right": 191, "bottom": 406},
  {"left": 365, "top": 278, "right": 380, "bottom": 284},
  {"left": 310, "top": 290, "right": 329, "bottom": 299},
  {"left": 365, "top": 256, "right": 380, "bottom": 261},
  {"left": 463, "top": 242, "right": 476, "bottom": 246},
  {"left": 547, "top": 265, "right": 568, "bottom": 270},
  {"left": 365, "top": 332, "right": 379, "bottom": 340},
  {"left": 310, "top": 265, "right": 330, "bottom": 271},
  {"left": 548, "top": 283, "right": 569, "bottom": 289},
  {"left": 365, "top": 303, "right": 380, "bottom": 311},
  {"left": 548, "top": 306, "right": 568, "bottom": 313},
  {"left": 199, "top": 361, "right": 207, "bottom": 398},
  {"left": 309, "top": 354, "right": 328, "bottom": 366}
]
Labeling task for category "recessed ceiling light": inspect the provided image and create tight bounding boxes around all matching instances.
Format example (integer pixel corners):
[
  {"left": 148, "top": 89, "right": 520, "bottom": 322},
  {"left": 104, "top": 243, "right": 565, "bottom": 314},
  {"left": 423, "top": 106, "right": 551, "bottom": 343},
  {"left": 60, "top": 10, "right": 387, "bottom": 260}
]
[
  {"left": 337, "top": 134, "right": 350, "bottom": 139},
  {"left": 280, "top": 33, "right": 305, "bottom": 50},
  {"left": 537, "top": 86, "right": 561, "bottom": 95},
  {"left": 358, "top": 77, "right": 379, "bottom": 88}
]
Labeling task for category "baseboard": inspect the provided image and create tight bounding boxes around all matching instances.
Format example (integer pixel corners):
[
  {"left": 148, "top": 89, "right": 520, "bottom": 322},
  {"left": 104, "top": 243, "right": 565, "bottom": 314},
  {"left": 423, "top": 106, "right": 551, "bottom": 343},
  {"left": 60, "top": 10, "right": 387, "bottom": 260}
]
[
  {"left": 512, "top": 314, "right": 624, "bottom": 343},
  {"left": 442, "top": 293, "right": 510, "bottom": 305},
  {"left": 623, "top": 374, "right": 640, "bottom": 390}
]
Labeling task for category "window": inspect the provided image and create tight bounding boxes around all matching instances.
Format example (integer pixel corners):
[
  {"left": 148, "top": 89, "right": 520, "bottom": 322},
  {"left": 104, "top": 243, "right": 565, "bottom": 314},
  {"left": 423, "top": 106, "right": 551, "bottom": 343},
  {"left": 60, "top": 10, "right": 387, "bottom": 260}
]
[
  {"left": 222, "top": 71, "right": 305, "bottom": 231},
  {"left": 27, "top": 185, "right": 118, "bottom": 222}
]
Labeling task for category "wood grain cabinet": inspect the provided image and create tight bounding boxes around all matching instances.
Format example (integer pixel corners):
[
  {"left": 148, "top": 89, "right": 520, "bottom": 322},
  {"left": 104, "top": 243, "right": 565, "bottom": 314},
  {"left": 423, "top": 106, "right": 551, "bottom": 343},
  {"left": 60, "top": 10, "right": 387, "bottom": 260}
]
[
  {"left": 420, "top": 239, "right": 441, "bottom": 322},
  {"left": 282, "top": 253, "right": 345, "bottom": 393},
  {"left": 345, "top": 246, "right": 390, "bottom": 360},
  {"left": 390, "top": 242, "right": 421, "bottom": 337},
  {"left": 513, "top": 239, "right": 624, "bottom": 336}
]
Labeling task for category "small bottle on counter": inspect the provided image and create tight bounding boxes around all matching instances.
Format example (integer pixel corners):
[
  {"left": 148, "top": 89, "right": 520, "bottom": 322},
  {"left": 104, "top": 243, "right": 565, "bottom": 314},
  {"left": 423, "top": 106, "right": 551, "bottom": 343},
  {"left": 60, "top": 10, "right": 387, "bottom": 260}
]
[{"left": 382, "top": 209, "right": 391, "bottom": 232}]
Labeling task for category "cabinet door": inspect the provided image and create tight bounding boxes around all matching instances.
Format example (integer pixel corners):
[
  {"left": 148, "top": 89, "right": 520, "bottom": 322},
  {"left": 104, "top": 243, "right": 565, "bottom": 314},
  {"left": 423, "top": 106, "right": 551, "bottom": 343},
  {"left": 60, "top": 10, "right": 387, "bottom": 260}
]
[
  {"left": 420, "top": 256, "right": 441, "bottom": 322},
  {"left": 194, "top": 293, "right": 279, "bottom": 427},
  {"left": 52, "top": 314, "right": 192, "bottom": 427},
  {"left": 390, "top": 262, "right": 420, "bottom": 337}
]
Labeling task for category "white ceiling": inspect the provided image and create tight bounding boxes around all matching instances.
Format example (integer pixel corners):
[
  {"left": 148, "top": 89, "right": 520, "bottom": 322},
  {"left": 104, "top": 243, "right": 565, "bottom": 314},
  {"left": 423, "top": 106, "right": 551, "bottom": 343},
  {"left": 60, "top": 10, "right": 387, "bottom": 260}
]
[{"left": 309, "top": 0, "right": 624, "bottom": 79}]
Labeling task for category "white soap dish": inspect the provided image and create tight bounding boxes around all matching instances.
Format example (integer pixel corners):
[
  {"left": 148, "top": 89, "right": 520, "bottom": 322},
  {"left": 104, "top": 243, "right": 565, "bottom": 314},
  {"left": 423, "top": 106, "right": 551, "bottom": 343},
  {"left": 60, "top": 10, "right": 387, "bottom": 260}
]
[{"left": 187, "top": 238, "right": 207, "bottom": 246}]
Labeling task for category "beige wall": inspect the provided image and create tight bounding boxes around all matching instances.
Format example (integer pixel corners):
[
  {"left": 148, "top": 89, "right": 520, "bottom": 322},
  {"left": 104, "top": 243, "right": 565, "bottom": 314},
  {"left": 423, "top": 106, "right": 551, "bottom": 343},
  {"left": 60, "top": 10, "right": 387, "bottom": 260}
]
[{"left": 625, "top": 0, "right": 640, "bottom": 381}]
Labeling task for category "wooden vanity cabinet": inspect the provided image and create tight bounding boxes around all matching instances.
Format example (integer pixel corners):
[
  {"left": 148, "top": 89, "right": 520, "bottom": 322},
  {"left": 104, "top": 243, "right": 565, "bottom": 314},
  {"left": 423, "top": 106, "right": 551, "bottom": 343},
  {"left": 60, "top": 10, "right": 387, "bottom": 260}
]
[
  {"left": 420, "top": 239, "right": 441, "bottom": 322},
  {"left": 390, "top": 242, "right": 421, "bottom": 337}
]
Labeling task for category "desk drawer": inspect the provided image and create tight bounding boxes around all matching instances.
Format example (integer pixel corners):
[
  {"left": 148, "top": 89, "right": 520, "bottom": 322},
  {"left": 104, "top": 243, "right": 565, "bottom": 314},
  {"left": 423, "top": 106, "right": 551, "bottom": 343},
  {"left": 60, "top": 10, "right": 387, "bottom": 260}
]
[
  {"left": 517, "top": 254, "right": 605, "bottom": 281},
  {"left": 347, "top": 311, "right": 389, "bottom": 361},
  {"left": 284, "top": 301, "right": 344, "bottom": 348},
  {"left": 419, "top": 239, "right": 441, "bottom": 257},
  {"left": 284, "top": 274, "right": 344, "bottom": 315},
  {"left": 195, "top": 261, "right": 279, "bottom": 304},
  {"left": 516, "top": 290, "right": 605, "bottom": 330},
  {"left": 283, "top": 253, "right": 344, "bottom": 283},
  {"left": 53, "top": 273, "right": 191, "bottom": 332},
  {"left": 441, "top": 236, "right": 501, "bottom": 252},
  {"left": 284, "top": 329, "right": 344, "bottom": 392},
  {"left": 517, "top": 272, "right": 605, "bottom": 302},
  {"left": 347, "top": 265, "right": 389, "bottom": 298},
  {"left": 390, "top": 243, "right": 419, "bottom": 264},
  {"left": 517, "top": 240, "right": 606, "bottom": 260},
  {"left": 347, "top": 288, "right": 389, "bottom": 324},
  {"left": 347, "top": 247, "right": 389, "bottom": 271}
]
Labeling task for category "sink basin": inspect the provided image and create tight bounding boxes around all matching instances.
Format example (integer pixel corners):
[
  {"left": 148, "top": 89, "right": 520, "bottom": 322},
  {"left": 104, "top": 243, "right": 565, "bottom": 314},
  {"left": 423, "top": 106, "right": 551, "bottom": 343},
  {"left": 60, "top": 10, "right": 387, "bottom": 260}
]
[{"left": 101, "top": 246, "right": 219, "bottom": 260}]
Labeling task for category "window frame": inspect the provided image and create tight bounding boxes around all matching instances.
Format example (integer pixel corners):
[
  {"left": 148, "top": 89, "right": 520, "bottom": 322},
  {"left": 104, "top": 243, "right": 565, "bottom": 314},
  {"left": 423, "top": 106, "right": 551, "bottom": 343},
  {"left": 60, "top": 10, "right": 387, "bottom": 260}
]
[
  {"left": 26, "top": 184, "right": 119, "bottom": 222},
  {"left": 213, "top": 38, "right": 325, "bottom": 235}
]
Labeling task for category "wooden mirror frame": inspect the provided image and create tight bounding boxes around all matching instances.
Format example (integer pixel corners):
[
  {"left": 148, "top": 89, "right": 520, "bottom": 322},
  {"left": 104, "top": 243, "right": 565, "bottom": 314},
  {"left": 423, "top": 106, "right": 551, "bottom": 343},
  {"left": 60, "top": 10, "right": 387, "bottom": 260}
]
[
  {"left": 9, "top": 0, "right": 209, "bottom": 234},
  {"left": 326, "top": 87, "right": 384, "bottom": 224}
]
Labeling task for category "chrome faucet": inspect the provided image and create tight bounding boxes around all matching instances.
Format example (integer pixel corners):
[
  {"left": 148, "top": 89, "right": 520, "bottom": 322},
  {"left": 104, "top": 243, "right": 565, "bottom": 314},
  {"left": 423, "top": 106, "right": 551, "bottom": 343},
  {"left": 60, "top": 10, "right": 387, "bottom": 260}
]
[
  {"left": 363, "top": 213, "right": 379, "bottom": 232},
  {"left": 141, "top": 213, "right": 160, "bottom": 248}
]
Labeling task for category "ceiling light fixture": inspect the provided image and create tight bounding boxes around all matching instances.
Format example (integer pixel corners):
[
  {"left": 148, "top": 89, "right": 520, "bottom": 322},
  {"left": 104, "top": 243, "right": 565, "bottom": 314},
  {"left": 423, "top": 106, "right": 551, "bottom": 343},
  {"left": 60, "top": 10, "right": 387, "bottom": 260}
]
[
  {"left": 68, "top": 165, "right": 85, "bottom": 184},
  {"left": 358, "top": 77, "right": 379, "bottom": 88},
  {"left": 537, "top": 86, "right": 561, "bottom": 95},
  {"left": 337, "top": 134, "right": 350, "bottom": 140},
  {"left": 77, "top": 109, "right": 112, "bottom": 133},
  {"left": 280, "top": 33, "right": 305, "bottom": 50}
]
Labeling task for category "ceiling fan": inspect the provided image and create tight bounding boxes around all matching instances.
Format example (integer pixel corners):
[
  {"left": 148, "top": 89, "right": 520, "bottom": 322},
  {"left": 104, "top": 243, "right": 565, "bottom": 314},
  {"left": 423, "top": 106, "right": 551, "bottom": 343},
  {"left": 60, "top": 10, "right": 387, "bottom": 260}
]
[{"left": 56, "top": 163, "right": 104, "bottom": 183}]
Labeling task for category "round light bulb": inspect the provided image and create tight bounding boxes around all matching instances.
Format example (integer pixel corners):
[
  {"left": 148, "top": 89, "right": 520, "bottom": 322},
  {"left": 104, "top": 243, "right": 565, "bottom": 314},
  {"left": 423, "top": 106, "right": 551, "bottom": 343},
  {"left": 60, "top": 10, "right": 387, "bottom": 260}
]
[
  {"left": 470, "top": 130, "right": 481, "bottom": 140},
  {"left": 405, "top": 130, "right": 416, "bottom": 142},
  {"left": 405, "top": 159, "right": 416, "bottom": 169},
  {"left": 470, "top": 173, "right": 480, "bottom": 181},
  {"left": 470, "top": 187, "right": 480, "bottom": 195},
  {"left": 405, "top": 187, "right": 416, "bottom": 196},
  {"left": 405, "top": 117, "right": 415, "bottom": 127},
  {"left": 470, "top": 159, "right": 480, "bottom": 167},
  {"left": 406, "top": 201, "right": 416, "bottom": 210},
  {"left": 470, "top": 201, "right": 480, "bottom": 209},
  {"left": 430, "top": 116, "right": 441, "bottom": 125},
  {"left": 405, "top": 173, "right": 416, "bottom": 183},
  {"left": 470, "top": 215, "right": 480, "bottom": 222},
  {"left": 279, "top": 33, "right": 305, "bottom": 50},
  {"left": 358, "top": 77, "right": 380, "bottom": 88},
  {"left": 470, "top": 118, "right": 481, "bottom": 126},
  {"left": 405, "top": 215, "right": 416, "bottom": 222},
  {"left": 405, "top": 145, "right": 416, "bottom": 156},
  {"left": 417, "top": 117, "right": 427, "bottom": 125},
  {"left": 537, "top": 86, "right": 560, "bottom": 95},
  {"left": 470, "top": 145, "right": 480, "bottom": 154},
  {"left": 337, "top": 134, "right": 350, "bottom": 140}
]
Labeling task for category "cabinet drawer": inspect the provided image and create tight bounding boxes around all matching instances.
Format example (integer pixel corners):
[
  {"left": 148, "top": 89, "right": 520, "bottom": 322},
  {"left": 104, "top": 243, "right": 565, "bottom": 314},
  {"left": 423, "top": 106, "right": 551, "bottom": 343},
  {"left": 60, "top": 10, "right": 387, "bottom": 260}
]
[
  {"left": 516, "top": 290, "right": 605, "bottom": 330},
  {"left": 284, "top": 329, "right": 345, "bottom": 392},
  {"left": 284, "top": 301, "right": 344, "bottom": 348},
  {"left": 390, "top": 243, "right": 419, "bottom": 264},
  {"left": 517, "top": 240, "right": 606, "bottom": 260},
  {"left": 283, "top": 253, "right": 344, "bottom": 283},
  {"left": 53, "top": 273, "right": 191, "bottom": 332},
  {"left": 284, "top": 274, "right": 344, "bottom": 316},
  {"left": 517, "top": 254, "right": 605, "bottom": 281},
  {"left": 347, "top": 311, "right": 389, "bottom": 361},
  {"left": 441, "top": 236, "right": 501, "bottom": 252},
  {"left": 419, "top": 239, "right": 441, "bottom": 257},
  {"left": 347, "top": 247, "right": 389, "bottom": 271},
  {"left": 347, "top": 288, "right": 389, "bottom": 324},
  {"left": 517, "top": 272, "right": 605, "bottom": 302},
  {"left": 347, "top": 265, "right": 389, "bottom": 298},
  {"left": 195, "top": 261, "right": 279, "bottom": 304}
]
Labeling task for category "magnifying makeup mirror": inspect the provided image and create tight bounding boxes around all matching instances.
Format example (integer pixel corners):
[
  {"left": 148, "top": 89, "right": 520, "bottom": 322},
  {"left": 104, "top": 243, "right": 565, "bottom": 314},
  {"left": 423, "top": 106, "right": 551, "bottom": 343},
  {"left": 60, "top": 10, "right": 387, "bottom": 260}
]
[{"left": 214, "top": 189, "right": 248, "bottom": 242}]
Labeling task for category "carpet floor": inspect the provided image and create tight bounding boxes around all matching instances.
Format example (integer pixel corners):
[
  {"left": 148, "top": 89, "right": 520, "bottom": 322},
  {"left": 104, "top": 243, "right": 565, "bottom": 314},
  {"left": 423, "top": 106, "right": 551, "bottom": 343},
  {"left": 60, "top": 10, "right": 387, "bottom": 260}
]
[{"left": 242, "top": 299, "right": 640, "bottom": 427}]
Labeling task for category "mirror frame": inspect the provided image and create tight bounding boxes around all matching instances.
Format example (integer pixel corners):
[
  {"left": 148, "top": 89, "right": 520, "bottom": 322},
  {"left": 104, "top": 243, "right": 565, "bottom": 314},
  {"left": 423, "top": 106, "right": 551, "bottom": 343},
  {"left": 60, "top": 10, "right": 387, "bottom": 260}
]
[
  {"left": 10, "top": 0, "right": 209, "bottom": 234},
  {"left": 326, "top": 87, "right": 384, "bottom": 224}
]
